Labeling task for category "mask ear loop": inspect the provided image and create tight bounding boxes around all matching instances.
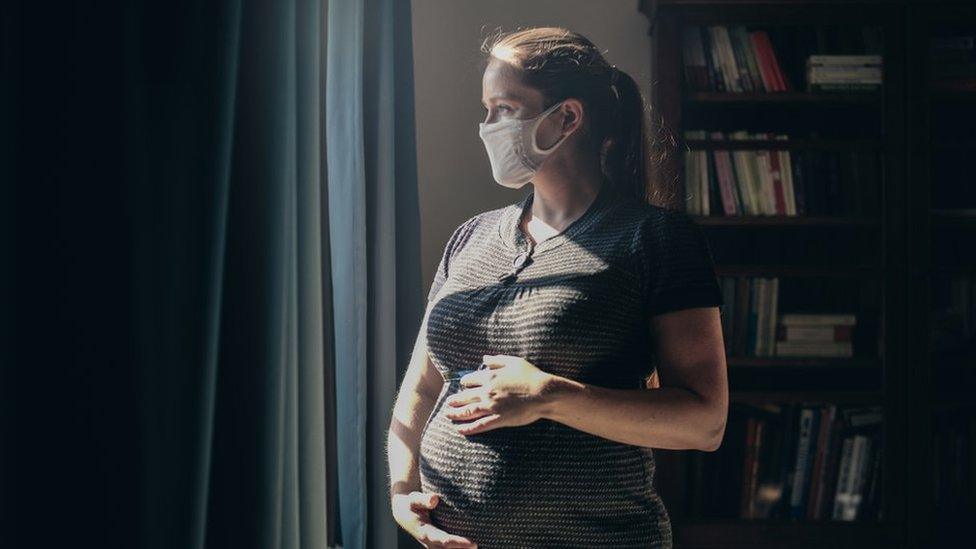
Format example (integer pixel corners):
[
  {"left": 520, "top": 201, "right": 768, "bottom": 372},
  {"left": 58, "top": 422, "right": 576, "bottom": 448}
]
[{"left": 530, "top": 101, "right": 570, "bottom": 155}]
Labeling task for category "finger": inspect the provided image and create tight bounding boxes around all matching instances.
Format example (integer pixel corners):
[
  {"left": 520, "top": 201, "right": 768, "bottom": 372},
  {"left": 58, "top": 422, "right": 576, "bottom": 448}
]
[
  {"left": 458, "top": 369, "right": 491, "bottom": 388},
  {"left": 445, "top": 403, "right": 491, "bottom": 422},
  {"left": 455, "top": 413, "right": 504, "bottom": 435},
  {"left": 409, "top": 491, "right": 440, "bottom": 510},
  {"left": 417, "top": 523, "right": 478, "bottom": 548},
  {"left": 481, "top": 354, "right": 514, "bottom": 369},
  {"left": 445, "top": 389, "right": 481, "bottom": 407}
]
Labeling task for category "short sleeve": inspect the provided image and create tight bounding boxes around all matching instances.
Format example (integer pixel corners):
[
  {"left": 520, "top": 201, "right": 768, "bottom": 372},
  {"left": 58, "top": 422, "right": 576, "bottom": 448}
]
[
  {"left": 426, "top": 214, "right": 479, "bottom": 303},
  {"left": 633, "top": 208, "right": 724, "bottom": 317}
]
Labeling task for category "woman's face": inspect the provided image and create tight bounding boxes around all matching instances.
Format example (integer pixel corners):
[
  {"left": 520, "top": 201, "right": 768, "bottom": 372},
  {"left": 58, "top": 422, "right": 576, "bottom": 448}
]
[
  {"left": 480, "top": 59, "right": 543, "bottom": 124},
  {"left": 480, "top": 57, "right": 583, "bottom": 153}
]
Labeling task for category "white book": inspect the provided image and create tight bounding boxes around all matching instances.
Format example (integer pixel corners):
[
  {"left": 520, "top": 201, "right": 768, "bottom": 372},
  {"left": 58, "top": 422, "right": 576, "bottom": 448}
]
[
  {"left": 708, "top": 26, "right": 734, "bottom": 91},
  {"left": 808, "top": 54, "right": 883, "bottom": 66},
  {"left": 776, "top": 341, "right": 853, "bottom": 357},
  {"left": 755, "top": 151, "right": 776, "bottom": 215},
  {"left": 714, "top": 26, "right": 743, "bottom": 92},
  {"left": 781, "top": 313, "right": 857, "bottom": 326},
  {"left": 832, "top": 436, "right": 856, "bottom": 520},
  {"left": 729, "top": 137, "right": 756, "bottom": 214},
  {"left": 783, "top": 325, "right": 844, "bottom": 341},
  {"left": 774, "top": 136, "right": 797, "bottom": 216},
  {"left": 835, "top": 435, "right": 868, "bottom": 521}
]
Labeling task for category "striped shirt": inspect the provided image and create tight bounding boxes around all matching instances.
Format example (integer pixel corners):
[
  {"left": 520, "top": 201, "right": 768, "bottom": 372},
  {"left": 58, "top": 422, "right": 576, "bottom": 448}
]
[{"left": 419, "top": 181, "right": 723, "bottom": 547}]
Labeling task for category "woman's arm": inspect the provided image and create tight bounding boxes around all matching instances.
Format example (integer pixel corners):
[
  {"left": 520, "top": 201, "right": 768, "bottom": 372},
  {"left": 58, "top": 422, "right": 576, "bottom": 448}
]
[
  {"left": 541, "top": 306, "right": 728, "bottom": 451},
  {"left": 387, "top": 308, "right": 444, "bottom": 500}
]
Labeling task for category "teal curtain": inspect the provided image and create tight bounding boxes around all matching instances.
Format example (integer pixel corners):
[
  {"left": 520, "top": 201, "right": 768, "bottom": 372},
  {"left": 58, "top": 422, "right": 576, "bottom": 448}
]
[
  {"left": 328, "top": 0, "right": 424, "bottom": 545},
  {"left": 5, "top": 0, "right": 421, "bottom": 548}
]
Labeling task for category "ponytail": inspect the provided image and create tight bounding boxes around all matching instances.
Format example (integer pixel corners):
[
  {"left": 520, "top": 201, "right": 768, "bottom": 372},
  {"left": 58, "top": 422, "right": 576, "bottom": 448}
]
[{"left": 604, "top": 65, "right": 680, "bottom": 209}]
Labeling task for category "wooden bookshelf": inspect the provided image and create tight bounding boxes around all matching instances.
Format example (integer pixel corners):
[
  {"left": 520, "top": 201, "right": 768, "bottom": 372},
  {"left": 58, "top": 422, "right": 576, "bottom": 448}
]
[
  {"left": 640, "top": 1, "right": 914, "bottom": 547},
  {"left": 684, "top": 90, "right": 882, "bottom": 103},
  {"left": 906, "top": 3, "right": 976, "bottom": 548}
]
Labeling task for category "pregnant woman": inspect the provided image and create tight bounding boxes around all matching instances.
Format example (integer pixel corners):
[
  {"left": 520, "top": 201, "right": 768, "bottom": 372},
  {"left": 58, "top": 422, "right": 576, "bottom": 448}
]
[{"left": 388, "top": 27, "right": 728, "bottom": 548}]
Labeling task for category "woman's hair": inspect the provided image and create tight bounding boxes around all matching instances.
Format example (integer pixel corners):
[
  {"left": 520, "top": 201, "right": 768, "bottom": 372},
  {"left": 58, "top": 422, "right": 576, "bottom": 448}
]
[{"left": 480, "top": 26, "right": 680, "bottom": 209}]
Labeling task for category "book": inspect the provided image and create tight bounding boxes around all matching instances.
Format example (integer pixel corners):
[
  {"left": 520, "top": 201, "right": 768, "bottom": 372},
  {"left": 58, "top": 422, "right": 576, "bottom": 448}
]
[
  {"left": 790, "top": 406, "right": 820, "bottom": 518},
  {"left": 776, "top": 341, "right": 853, "bottom": 358},
  {"left": 780, "top": 313, "right": 857, "bottom": 326}
]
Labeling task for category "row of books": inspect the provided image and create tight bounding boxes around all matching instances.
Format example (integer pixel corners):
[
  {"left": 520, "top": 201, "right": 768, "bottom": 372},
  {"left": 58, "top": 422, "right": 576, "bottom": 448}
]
[
  {"left": 719, "top": 276, "right": 858, "bottom": 358},
  {"left": 934, "top": 411, "right": 976, "bottom": 513},
  {"left": 682, "top": 24, "right": 883, "bottom": 93},
  {"left": 683, "top": 131, "right": 879, "bottom": 216},
  {"left": 688, "top": 403, "right": 884, "bottom": 522},
  {"left": 682, "top": 25, "right": 792, "bottom": 93},
  {"left": 931, "top": 33, "right": 976, "bottom": 92},
  {"left": 930, "top": 275, "right": 976, "bottom": 354}
]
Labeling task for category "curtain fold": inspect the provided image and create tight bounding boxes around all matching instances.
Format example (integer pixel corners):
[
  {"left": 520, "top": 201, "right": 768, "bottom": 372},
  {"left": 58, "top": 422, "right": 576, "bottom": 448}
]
[
  {"left": 328, "top": 0, "right": 423, "bottom": 547},
  {"left": 6, "top": 0, "right": 419, "bottom": 547},
  {"left": 126, "top": 1, "right": 332, "bottom": 548}
]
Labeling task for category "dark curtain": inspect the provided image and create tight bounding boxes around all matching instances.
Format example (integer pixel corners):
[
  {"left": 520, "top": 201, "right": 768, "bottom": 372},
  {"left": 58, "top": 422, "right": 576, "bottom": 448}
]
[{"left": 3, "top": 1, "right": 422, "bottom": 548}]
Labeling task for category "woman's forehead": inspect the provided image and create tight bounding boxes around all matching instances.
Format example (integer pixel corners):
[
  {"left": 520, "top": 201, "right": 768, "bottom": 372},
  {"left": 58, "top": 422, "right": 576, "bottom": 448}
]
[{"left": 482, "top": 61, "right": 541, "bottom": 105}]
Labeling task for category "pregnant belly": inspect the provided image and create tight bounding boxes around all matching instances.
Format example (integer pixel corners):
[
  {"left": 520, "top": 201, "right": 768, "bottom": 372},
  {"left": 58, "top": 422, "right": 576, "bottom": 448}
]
[{"left": 418, "top": 392, "right": 670, "bottom": 546}]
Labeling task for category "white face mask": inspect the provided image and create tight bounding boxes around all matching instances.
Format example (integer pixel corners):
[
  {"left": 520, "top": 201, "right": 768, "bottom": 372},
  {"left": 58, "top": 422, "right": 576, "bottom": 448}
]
[{"left": 478, "top": 100, "right": 570, "bottom": 189}]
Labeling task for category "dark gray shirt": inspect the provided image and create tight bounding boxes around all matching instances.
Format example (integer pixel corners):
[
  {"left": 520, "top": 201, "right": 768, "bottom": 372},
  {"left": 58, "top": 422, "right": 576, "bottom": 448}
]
[{"left": 420, "top": 182, "right": 723, "bottom": 547}]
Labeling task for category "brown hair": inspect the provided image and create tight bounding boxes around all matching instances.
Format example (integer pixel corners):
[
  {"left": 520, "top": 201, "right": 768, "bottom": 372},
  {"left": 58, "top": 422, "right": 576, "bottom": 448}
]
[{"left": 480, "top": 26, "right": 679, "bottom": 209}]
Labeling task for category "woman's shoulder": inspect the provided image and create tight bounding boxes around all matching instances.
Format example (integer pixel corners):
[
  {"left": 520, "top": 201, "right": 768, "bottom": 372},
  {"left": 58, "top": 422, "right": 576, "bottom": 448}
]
[
  {"left": 603, "top": 197, "right": 695, "bottom": 239},
  {"left": 437, "top": 201, "right": 511, "bottom": 262},
  {"left": 448, "top": 202, "right": 509, "bottom": 240},
  {"left": 605, "top": 199, "right": 707, "bottom": 260}
]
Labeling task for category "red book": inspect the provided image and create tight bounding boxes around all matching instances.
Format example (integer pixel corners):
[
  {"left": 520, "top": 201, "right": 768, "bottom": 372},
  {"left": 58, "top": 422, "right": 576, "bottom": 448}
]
[
  {"left": 749, "top": 31, "right": 778, "bottom": 91},
  {"left": 754, "top": 31, "right": 788, "bottom": 91}
]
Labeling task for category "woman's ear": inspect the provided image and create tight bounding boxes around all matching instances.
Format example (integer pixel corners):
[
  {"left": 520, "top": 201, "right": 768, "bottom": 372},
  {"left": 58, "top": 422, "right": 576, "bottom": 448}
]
[{"left": 560, "top": 98, "right": 585, "bottom": 133}]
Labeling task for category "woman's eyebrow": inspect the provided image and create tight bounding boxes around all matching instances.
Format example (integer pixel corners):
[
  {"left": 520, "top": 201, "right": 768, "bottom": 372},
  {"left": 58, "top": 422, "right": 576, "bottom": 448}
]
[{"left": 481, "top": 93, "right": 523, "bottom": 106}]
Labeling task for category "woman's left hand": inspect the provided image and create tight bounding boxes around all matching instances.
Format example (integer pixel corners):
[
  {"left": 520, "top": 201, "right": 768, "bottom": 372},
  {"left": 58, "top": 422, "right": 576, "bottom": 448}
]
[{"left": 444, "top": 354, "right": 556, "bottom": 435}]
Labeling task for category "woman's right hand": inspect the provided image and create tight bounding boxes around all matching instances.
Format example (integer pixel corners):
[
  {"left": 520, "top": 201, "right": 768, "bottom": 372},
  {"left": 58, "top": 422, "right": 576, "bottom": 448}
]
[{"left": 392, "top": 491, "right": 478, "bottom": 548}]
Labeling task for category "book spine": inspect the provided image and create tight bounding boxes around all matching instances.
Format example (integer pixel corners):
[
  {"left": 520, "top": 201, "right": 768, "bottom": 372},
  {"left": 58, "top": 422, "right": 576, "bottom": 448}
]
[
  {"left": 700, "top": 149, "right": 710, "bottom": 215},
  {"left": 790, "top": 407, "right": 815, "bottom": 518},
  {"left": 749, "top": 31, "right": 778, "bottom": 92},
  {"left": 769, "top": 144, "right": 787, "bottom": 214},
  {"left": 708, "top": 26, "right": 733, "bottom": 92},
  {"left": 780, "top": 313, "right": 857, "bottom": 326},
  {"left": 832, "top": 436, "right": 855, "bottom": 519},
  {"left": 716, "top": 26, "right": 743, "bottom": 92},
  {"left": 740, "top": 417, "right": 758, "bottom": 517},
  {"left": 816, "top": 408, "right": 845, "bottom": 519},
  {"left": 748, "top": 278, "right": 758, "bottom": 355},
  {"left": 734, "top": 277, "right": 750, "bottom": 357},
  {"left": 808, "top": 54, "right": 883, "bottom": 66},
  {"left": 793, "top": 150, "right": 806, "bottom": 215},
  {"left": 807, "top": 405, "right": 835, "bottom": 518},
  {"left": 736, "top": 25, "right": 766, "bottom": 92},
  {"left": 756, "top": 278, "right": 768, "bottom": 356},
  {"left": 768, "top": 278, "right": 779, "bottom": 357},
  {"left": 756, "top": 31, "right": 787, "bottom": 91},
  {"left": 700, "top": 25, "right": 722, "bottom": 91},
  {"left": 728, "top": 25, "right": 755, "bottom": 91},
  {"left": 714, "top": 149, "right": 738, "bottom": 215}
]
